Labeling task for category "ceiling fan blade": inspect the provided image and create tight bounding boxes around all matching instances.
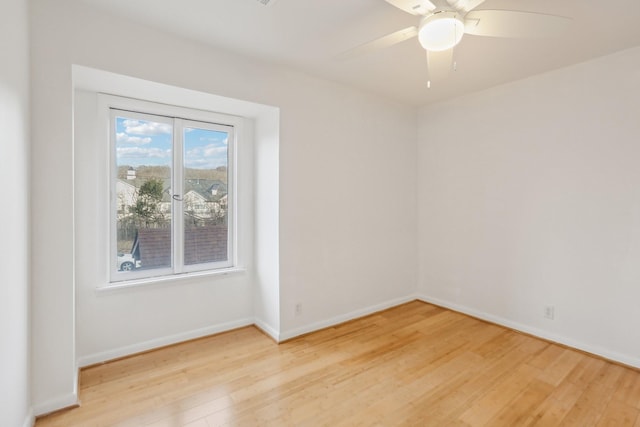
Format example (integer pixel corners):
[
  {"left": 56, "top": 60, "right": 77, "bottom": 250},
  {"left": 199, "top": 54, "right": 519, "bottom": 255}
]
[
  {"left": 446, "top": 0, "right": 486, "bottom": 13},
  {"left": 464, "top": 10, "right": 571, "bottom": 38},
  {"left": 335, "top": 26, "right": 418, "bottom": 60},
  {"left": 385, "top": 0, "right": 437, "bottom": 16},
  {"left": 427, "top": 49, "right": 454, "bottom": 82}
]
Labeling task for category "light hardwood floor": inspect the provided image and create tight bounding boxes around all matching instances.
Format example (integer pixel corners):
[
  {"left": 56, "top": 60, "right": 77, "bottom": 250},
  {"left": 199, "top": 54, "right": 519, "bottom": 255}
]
[{"left": 35, "top": 301, "right": 640, "bottom": 426}]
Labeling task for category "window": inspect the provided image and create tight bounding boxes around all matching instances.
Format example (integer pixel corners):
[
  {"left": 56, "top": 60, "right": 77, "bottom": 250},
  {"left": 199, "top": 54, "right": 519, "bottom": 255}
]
[{"left": 108, "top": 97, "right": 237, "bottom": 282}]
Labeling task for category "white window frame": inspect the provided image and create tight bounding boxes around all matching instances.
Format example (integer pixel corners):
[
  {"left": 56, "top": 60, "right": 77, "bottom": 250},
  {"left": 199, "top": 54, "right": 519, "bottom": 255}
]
[{"left": 102, "top": 94, "right": 241, "bottom": 284}]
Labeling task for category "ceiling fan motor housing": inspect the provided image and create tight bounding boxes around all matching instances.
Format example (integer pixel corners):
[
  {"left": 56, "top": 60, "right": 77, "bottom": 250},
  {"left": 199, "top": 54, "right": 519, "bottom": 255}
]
[{"left": 418, "top": 11, "right": 465, "bottom": 51}]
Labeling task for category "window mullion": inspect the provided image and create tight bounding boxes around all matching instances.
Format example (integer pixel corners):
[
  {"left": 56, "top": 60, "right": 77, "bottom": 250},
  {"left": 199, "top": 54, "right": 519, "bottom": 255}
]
[{"left": 173, "top": 119, "right": 185, "bottom": 273}]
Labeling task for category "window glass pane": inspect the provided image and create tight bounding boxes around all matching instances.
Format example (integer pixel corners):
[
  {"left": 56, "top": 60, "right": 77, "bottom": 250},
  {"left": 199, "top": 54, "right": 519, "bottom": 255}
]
[
  {"left": 115, "top": 114, "right": 173, "bottom": 272},
  {"left": 183, "top": 126, "right": 229, "bottom": 265}
]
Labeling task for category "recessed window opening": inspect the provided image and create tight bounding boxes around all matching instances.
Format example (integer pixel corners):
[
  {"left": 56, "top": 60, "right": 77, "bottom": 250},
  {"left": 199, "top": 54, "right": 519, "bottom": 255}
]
[{"left": 108, "top": 98, "right": 237, "bottom": 283}]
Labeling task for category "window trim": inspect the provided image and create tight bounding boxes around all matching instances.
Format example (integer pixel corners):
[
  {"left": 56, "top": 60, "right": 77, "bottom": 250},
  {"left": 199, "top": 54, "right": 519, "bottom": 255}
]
[
  {"left": 97, "top": 267, "right": 248, "bottom": 294},
  {"left": 101, "top": 94, "right": 242, "bottom": 284}
]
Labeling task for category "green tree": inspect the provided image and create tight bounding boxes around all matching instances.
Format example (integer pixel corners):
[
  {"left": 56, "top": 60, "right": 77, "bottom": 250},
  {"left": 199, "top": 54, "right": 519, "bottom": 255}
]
[{"left": 130, "top": 178, "right": 165, "bottom": 227}]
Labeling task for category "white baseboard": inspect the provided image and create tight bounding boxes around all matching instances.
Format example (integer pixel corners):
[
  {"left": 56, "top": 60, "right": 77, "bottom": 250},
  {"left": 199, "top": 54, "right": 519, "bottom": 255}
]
[
  {"left": 22, "top": 409, "right": 34, "bottom": 427},
  {"left": 253, "top": 318, "right": 280, "bottom": 342},
  {"left": 32, "top": 391, "right": 78, "bottom": 418},
  {"left": 417, "top": 294, "right": 640, "bottom": 369},
  {"left": 77, "top": 317, "right": 254, "bottom": 367},
  {"left": 32, "top": 367, "right": 80, "bottom": 417},
  {"left": 279, "top": 294, "right": 418, "bottom": 342}
]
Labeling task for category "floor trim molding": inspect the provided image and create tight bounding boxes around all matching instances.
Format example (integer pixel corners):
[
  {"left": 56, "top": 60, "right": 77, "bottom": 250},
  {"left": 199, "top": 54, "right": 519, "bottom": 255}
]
[
  {"left": 278, "top": 294, "right": 418, "bottom": 342},
  {"left": 32, "top": 393, "right": 79, "bottom": 418},
  {"left": 23, "top": 409, "right": 34, "bottom": 427},
  {"left": 77, "top": 317, "right": 254, "bottom": 368},
  {"left": 417, "top": 293, "right": 640, "bottom": 370}
]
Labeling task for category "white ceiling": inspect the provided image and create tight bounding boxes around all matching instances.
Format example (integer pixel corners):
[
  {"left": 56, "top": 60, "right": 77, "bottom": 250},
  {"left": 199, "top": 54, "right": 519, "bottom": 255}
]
[{"left": 78, "top": 0, "right": 640, "bottom": 106}]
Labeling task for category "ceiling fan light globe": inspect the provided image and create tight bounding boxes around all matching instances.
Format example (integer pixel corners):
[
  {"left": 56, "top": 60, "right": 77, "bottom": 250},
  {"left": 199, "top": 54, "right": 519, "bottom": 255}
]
[{"left": 418, "top": 12, "right": 465, "bottom": 52}]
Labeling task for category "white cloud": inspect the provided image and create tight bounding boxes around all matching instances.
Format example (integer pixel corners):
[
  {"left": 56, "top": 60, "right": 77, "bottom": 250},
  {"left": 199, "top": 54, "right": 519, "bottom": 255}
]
[
  {"left": 186, "top": 144, "right": 227, "bottom": 158},
  {"left": 184, "top": 144, "right": 227, "bottom": 169},
  {"left": 204, "top": 145, "right": 227, "bottom": 157},
  {"left": 116, "top": 132, "right": 152, "bottom": 145},
  {"left": 117, "top": 146, "right": 171, "bottom": 159},
  {"left": 199, "top": 136, "right": 228, "bottom": 145},
  {"left": 123, "top": 119, "right": 172, "bottom": 136}
]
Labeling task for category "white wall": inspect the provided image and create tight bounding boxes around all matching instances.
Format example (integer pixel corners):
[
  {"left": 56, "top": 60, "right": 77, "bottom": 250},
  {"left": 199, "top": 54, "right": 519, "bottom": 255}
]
[
  {"left": 278, "top": 85, "right": 419, "bottom": 339},
  {"left": 31, "top": 0, "right": 418, "bottom": 412},
  {"left": 254, "top": 110, "right": 281, "bottom": 338},
  {"left": 0, "top": 0, "right": 32, "bottom": 426},
  {"left": 418, "top": 46, "right": 640, "bottom": 367}
]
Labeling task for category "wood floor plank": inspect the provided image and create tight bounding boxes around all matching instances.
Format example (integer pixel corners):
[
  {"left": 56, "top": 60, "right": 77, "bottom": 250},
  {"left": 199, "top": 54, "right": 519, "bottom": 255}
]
[
  {"left": 458, "top": 363, "right": 541, "bottom": 426},
  {"left": 35, "top": 301, "right": 640, "bottom": 427},
  {"left": 594, "top": 399, "right": 639, "bottom": 427},
  {"left": 486, "top": 379, "right": 553, "bottom": 427},
  {"left": 566, "top": 356, "right": 607, "bottom": 388},
  {"left": 522, "top": 380, "right": 585, "bottom": 427},
  {"left": 535, "top": 349, "right": 582, "bottom": 386},
  {"left": 559, "top": 380, "right": 615, "bottom": 426},
  {"left": 613, "top": 367, "right": 640, "bottom": 408}
]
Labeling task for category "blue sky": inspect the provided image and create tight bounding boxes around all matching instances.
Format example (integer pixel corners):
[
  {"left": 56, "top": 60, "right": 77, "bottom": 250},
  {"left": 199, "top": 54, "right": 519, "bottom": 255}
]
[{"left": 115, "top": 116, "right": 228, "bottom": 169}]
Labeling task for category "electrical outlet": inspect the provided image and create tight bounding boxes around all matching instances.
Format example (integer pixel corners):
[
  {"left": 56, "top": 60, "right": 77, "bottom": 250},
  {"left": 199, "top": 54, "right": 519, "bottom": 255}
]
[
  {"left": 544, "top": 305, "right": 555, "bottom": 320},
  {"left": 295, "top": 303, "right": 302, "bottom": 316}
]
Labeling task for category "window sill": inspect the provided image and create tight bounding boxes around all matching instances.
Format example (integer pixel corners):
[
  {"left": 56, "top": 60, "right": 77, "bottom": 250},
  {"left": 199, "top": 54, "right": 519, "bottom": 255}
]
[{"left": 97, "top": 267, "right": 247, "bottom": 293}]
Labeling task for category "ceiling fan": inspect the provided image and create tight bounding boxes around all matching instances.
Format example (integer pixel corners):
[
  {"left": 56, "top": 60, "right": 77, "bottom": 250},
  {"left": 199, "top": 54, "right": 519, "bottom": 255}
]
[{"left": 339, "top": 0, "right": 571, "bottom": 86}]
